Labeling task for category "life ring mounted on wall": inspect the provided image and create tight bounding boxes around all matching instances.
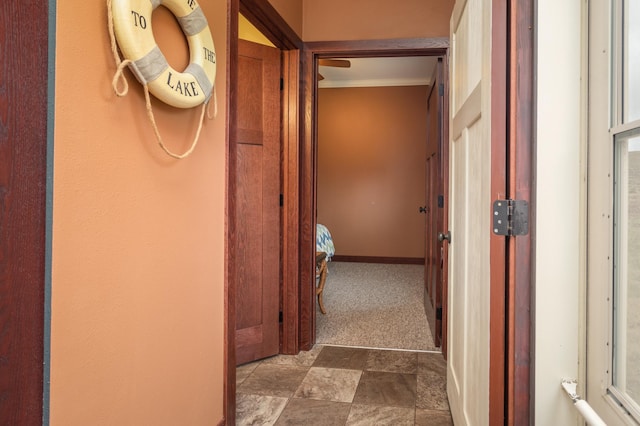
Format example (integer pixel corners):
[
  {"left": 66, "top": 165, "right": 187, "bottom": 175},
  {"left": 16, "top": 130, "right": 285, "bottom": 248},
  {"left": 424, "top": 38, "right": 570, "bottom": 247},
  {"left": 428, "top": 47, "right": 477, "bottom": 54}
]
[
  {"left": 107, "top": 0, "right": 217, "bottom": 158},
  {"left": 111, "top": 0, "right": 216, "bottom": 109}
]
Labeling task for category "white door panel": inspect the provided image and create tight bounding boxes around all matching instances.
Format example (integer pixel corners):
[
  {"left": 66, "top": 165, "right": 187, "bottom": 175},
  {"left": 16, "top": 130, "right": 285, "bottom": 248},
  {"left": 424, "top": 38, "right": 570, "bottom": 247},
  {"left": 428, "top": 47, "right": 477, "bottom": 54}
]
[{"left": 448, "top": 0, "right": 492, "bottom": 424}]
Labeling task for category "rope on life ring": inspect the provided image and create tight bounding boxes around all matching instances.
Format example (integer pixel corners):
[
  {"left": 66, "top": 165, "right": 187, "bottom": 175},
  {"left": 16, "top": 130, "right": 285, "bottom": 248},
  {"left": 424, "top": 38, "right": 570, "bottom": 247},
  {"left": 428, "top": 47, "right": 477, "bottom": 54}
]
[{"left": 107, "top": 0, "right": 218, "bottom": 159}]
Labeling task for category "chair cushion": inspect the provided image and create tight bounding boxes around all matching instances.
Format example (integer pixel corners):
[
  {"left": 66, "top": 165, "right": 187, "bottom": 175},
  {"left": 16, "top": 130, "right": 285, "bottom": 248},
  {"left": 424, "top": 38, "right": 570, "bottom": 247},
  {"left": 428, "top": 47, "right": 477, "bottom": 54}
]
[{"left": 316, "top": 223, "right": 335, "bottom": 259}]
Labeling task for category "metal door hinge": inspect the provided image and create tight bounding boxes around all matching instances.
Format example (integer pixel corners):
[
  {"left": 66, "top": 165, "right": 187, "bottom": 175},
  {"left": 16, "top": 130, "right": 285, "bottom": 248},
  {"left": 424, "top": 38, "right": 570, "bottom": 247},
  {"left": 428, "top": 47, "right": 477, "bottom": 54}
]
[
  {"left": 493, "top": 199, "right": 529, "bottom": 236},
  {"left": 438, "top": 83, "right": 444, "bottom": 96}
]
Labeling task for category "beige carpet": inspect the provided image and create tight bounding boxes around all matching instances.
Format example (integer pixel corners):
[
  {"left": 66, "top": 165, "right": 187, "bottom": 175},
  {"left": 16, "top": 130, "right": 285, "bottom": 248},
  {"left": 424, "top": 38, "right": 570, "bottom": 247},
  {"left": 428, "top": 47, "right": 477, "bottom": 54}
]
[{"left": 316, "top": 262, "right": 438, "bottom": 352}]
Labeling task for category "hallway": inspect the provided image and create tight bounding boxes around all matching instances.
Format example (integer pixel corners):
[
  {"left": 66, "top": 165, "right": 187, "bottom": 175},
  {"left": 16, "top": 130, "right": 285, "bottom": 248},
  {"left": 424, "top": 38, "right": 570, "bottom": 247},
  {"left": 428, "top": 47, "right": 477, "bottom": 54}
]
[{"left": 236, "top": 345, "right": 452, "bottom": 425}]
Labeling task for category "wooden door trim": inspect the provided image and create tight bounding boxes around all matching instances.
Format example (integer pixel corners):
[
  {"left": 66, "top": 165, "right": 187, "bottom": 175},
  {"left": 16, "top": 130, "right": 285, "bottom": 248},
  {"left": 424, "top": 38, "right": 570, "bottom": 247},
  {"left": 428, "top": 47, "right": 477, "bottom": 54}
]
[
  {"left": 226, "top": 4, "right": 239, "bottom": 425},
  {"left": 489, "top": 0, "right": 508, "bottom": 423},
  {"left": 227, "top": 0, "right": 301, "bottom": 423},
  {"left": 281, "top": 48, "right": 301, "bottom": 355},
  {"left": 300, "top": 38, "right": 450, "bottom": 352},
  {"left": 507, "top": 0, "right": 534, "bottom": 423},
  {"left": 300, "top": 46, "right": 316, "bottom": 351},
  {"left": 305, "top": 38, "right": 449, "bottom": 55},
  {"left": 488, "top": 0, "right": 535, "bottom": 423},
  {"left": 239, "top": 0, "right": 303, "bottom": 50},
  {"left": 0, "top": 0, "right": 50, "bottom": 423}
]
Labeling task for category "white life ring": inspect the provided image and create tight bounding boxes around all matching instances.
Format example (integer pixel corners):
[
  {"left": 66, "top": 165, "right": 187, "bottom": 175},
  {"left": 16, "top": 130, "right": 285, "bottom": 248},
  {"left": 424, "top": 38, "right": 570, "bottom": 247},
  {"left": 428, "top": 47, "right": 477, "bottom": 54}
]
[{"left": 111, "top": 0, "right": 216, "bottom": 109}]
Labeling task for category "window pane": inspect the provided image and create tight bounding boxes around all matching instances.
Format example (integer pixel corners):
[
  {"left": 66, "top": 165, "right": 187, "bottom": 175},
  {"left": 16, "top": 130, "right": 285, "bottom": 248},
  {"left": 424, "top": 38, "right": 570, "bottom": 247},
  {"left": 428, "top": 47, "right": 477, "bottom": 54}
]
[
  {"left": 624, "top": 0, "right": 640, "bottom": 122},
  {"left": 614, "top": 132, "right": 640, "bottom": 409}
]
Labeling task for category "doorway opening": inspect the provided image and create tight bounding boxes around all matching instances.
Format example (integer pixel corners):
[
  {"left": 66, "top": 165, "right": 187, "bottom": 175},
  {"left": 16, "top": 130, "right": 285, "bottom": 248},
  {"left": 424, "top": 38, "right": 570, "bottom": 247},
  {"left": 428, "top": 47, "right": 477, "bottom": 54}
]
[
  {"left": 298, "top": 40, "right": 450, "bottom": 356},
  {"left": 313, "top": 54, "right": 448, "bottom": 354}
]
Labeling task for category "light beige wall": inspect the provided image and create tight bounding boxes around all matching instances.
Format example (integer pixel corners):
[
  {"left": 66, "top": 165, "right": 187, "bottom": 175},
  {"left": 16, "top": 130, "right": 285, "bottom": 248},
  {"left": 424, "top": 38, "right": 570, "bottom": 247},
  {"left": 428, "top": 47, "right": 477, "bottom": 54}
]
[
  {"left": 50, "top": 2, "right": 226, "bottom": 424},
  {"left": 317, "top": 86, "right": 428, "bottom": 259},
  {"left": 535, "top": 0, "right": 582, "bottom": 424},
  {"left": 268, "top": 0, "right": 303, "bottom": 37},
  {"left": 303, "top": 0, "right": 454, "bottom": 41}
]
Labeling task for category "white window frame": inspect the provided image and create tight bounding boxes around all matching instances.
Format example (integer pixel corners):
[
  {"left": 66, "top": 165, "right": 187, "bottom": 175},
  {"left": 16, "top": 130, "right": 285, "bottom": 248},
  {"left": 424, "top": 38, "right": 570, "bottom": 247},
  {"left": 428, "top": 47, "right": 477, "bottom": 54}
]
[{"left": 587, "top": 0, "right": 640, "bottom": 424}]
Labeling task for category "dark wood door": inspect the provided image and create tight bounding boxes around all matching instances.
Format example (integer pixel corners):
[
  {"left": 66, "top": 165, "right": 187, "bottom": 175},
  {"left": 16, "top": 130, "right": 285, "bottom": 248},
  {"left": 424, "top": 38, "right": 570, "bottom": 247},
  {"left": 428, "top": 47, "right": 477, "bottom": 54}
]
[
  {"left": 423, "top": 58, "right": 447, "bottom": 350},
  {"left": 235, "top": 39, "right": 281, "bottom": 365},
  {"left": 424, "top": 152, "right": 439, "bottom": 346}
]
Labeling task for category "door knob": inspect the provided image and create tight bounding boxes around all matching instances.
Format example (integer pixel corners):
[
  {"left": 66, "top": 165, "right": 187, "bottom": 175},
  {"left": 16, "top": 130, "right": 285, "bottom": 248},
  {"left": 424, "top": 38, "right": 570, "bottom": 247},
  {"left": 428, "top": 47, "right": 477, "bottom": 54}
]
[
  {"left": 419, "top": 206, "right": 428, "bottom": 214},
  {"left": 438, "top": 231, "right": 451, "bottom": 243}
]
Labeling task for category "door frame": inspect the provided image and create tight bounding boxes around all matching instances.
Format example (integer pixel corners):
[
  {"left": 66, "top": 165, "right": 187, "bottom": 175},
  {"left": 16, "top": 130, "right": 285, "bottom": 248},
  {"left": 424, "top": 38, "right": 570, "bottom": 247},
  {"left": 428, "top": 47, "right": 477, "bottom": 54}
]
[
  {"left": 226, "top": 0, "right": 302, "bottom": 423},
  {"left": 300, "top": 38, "right": 451, "bottom": 352},
  {"left": 504, "top": 0, "right": 534, "bottom": 423},
  {"left": 487, "top": 0, "right": 535, "bottom": 422},
  {"left": 0, "top": 0, "right": 50, "bottom": 423}
]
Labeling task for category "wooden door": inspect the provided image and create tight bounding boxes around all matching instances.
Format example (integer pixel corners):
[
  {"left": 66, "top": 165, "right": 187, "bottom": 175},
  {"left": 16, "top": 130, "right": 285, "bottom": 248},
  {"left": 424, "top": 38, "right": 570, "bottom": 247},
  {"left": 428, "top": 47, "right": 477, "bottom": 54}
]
[
  {"left": 438, "top": 56, "right": 450, "bottom": 359},
  {"left": 235, "top": 39, "right": 281, "bottom": 365},
  {"left": 424, "top": 59, "right": 447, "bottom": 350},
  {"left": 424, "top": 152, "right": 438, "bottom": 346},
  {"left": 447, "top": 0, "right": 495, "bottom": 423}
]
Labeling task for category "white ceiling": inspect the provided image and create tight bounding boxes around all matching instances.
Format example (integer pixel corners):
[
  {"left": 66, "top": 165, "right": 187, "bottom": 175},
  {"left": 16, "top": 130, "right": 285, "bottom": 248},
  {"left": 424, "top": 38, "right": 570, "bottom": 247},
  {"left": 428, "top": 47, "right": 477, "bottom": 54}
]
[{"left": 318, "top": 56, "right": 438, "bottom": 89}]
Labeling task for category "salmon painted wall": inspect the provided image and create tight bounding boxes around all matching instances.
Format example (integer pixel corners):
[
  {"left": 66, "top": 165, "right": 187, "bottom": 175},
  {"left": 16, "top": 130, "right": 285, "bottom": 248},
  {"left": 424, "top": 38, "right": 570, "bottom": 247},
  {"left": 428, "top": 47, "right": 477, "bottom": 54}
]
[
  {"left": 302, "top": 0, "right": 454, "bottom": 41},
  {"left": 317, "top": 86, "right": 428, "bottom": 258},
  {"left": 50, "top": 2, "right": 226, "bottom": 425},
  {"left": 268, "top": 0, "right": 303, "bottom": 37}
]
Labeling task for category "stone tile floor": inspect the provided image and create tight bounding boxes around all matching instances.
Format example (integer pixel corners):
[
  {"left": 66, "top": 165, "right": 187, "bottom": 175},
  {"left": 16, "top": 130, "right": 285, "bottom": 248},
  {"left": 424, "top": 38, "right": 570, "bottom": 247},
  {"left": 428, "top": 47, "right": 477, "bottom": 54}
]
[{"left": 236, "top": 345, "right": 453, "bottom": 425}]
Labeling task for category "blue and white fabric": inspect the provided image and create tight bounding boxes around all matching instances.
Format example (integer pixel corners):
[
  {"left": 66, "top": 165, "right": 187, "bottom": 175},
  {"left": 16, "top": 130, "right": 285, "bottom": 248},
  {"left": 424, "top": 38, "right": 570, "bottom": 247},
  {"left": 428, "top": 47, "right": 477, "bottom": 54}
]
[{"left": 316, "top": 223, "right": 335, "bottom": 260}]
